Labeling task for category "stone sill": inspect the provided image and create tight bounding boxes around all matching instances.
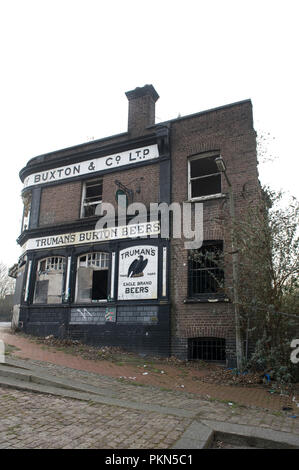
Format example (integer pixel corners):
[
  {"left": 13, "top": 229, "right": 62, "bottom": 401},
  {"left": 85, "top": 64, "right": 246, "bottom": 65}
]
[
  {"left": 185, "top": 193, "right": 226, "bottom": 203},
  {"left": 184, "top": 297, "right": 230, "bottom": 304}
]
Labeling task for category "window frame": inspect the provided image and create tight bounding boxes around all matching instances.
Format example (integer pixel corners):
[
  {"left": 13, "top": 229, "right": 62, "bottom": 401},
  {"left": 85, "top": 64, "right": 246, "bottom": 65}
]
[
  {"left": 75, "top": 252, "right": 110, "bottom": 303},
  {"left": 188, "top": 241, "right": 225, "bottom": 300},
  {"left": 187, "top": 152, "right": 223, "bottom": 201},
  {"left": 33, "top": 256, "right": 66, "bottom": 305},
  {"left": 80, "top": 178, "right": 103, "bottom": 218},
  {"left": 188, "top": 337, "right": 226, "bottom": 362}
]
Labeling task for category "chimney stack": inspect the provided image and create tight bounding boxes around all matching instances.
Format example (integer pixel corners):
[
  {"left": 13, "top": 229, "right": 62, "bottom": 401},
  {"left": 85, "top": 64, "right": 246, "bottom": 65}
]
[{"left": 125, "top": 84, "right": 159, "bottom": 136}]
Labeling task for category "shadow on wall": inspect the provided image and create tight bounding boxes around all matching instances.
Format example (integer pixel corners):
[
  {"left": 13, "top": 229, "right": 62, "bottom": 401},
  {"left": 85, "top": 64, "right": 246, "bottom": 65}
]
[{"left": 0, "top": 295, "right": 13, "bottom": 322}]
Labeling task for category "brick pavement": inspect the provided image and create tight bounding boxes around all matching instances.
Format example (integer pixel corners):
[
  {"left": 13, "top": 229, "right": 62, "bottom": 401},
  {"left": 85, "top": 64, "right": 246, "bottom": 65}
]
[
  {"left": 0, "top": 325, "right": 299, "bottom": 449},
  {"left": 0, "top": 366, "right": 299, "bottom": 449},
  {"left": 1, "top": 327, "right": 298, "bottom": 412},
  {"left": 0, "top": 386, "right": 191, "bottom": 449}
]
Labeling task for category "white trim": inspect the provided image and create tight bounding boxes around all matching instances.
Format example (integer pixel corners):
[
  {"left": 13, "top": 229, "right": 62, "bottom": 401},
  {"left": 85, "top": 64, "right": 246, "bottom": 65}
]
[
  {"left": 80, "top": 180, "right": 87, "bottom": 218},
  {"left": 187, "top": 193, "right": 225, "bottom": 202},
  {"left": 187, "top": 151, "right": 222, "bottom": 200},
  {"left": 162, "top": 247, "right": 167, "bottom": 297},
  {"left": 110, "top": 252, "right": 115, "bottom": 299},
  {"left": 24, "top": 260, "right": 32, "bottom": 302},
  {"left": 65, "top": 256, "right": 72, "bottom": 301}
]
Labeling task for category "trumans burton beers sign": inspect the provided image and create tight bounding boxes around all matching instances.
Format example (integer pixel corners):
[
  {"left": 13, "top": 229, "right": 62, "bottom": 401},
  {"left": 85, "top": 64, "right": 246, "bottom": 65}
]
[{"left": 22, "top": 222, "right": 160, "bottom": 251}]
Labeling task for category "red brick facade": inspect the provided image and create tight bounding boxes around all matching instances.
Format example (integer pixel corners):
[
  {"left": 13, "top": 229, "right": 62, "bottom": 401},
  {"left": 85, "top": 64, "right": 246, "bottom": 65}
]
[
  {"left": 169, "top": 101, "right": 259, "bottom": 359},
  {"left": 39, "top": 181, "right": 82, "bottom": 226},
  {"left": 38, "top": 164, "right": 160, "bottom": 227},
  {"left": 15, "top": 84, "right": 259, "bottom": 365}
]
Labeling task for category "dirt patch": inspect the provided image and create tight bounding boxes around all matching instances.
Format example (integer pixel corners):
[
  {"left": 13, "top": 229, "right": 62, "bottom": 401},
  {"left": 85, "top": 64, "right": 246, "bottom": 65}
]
[
  {"left": 2, "top": 330, "right": 298, "bottom": 411},
  {"left": 13, "top": 332, "right": 294, "bottom": 389}
]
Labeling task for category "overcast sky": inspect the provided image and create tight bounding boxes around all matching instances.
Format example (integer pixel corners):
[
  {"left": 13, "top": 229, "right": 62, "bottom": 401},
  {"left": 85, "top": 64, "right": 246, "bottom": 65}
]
[{"left": 0, "top": 0, "right": 298, "bottom": 267}]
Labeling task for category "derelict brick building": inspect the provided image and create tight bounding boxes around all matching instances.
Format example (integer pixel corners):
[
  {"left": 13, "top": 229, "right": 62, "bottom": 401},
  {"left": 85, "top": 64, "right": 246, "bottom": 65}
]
[{"left": 11, "top": 84, "right": 259, "bottom": 366}]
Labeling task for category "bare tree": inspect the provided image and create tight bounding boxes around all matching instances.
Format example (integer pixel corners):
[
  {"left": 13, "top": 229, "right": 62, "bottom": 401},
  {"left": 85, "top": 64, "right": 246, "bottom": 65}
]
[
  {"left": 0, "top": 262, "right": 15, "bottom": 298},
  {"left": 234, "top": 188, "right": 299, "bottom": 382}
]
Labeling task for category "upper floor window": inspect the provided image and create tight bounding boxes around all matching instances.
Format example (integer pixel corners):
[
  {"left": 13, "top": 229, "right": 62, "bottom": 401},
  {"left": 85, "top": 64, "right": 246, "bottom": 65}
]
[
  {"left": 81, "top": 179, "right": 102, "bottom": 218},
  {"left": 76, "top": 252, "right": 109, "bottom": 303},
  {"left": 188, "top": 241, "right": 224, "bottom": 298},
  {"left": 188, "top": 153, "right": 222, "bottom": 200},
  {"left": 33, "top": 257, "right": 66, "bottom": 304}
]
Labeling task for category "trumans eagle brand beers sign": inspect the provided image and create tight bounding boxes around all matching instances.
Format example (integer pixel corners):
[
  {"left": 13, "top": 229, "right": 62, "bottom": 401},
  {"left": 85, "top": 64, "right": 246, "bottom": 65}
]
[
  {"left": 22, "top": 222, "right": 160, "bottom": 251},
  {"left": 23, "top": 144, "right": 159, "bottom": 188},
  {"left": 118, "top": 245, "right": 158, "bottom": 300}
]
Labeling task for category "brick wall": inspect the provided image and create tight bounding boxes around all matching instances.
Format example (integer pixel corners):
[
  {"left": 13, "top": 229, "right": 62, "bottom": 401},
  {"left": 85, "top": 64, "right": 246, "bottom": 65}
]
[
  {"left": 38, "top": 163, "right": 160, "bottom": 226},
  {"left": 103, "top": 163, "right": 159, "bottom": 209},
  {"left": 39, "top": 181, "right": 82, "bottom": 226},
  {"left": 169, "top": 101, "right": 260, "bottom": 363}
]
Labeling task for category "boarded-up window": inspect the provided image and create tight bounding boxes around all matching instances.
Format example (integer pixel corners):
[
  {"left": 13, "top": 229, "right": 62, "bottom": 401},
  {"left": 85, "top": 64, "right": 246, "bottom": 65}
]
[
  {"left": 34, "top": 280, "right": 49, "bottom": 304},
  {"left": 76, "top": 267, "right": 93, "bottom": 302},
  {"left": 33, "top": 257, "right": 65, "bottom": 304}
]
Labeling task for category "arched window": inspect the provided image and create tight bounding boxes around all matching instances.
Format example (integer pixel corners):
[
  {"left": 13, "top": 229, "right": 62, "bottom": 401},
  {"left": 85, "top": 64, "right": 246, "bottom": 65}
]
[
  {"left": 76, "top": 252, "right": 109, "bottom": 303},
  {"left": 33, "top": 257, "right": 66, "bottom": 304}
]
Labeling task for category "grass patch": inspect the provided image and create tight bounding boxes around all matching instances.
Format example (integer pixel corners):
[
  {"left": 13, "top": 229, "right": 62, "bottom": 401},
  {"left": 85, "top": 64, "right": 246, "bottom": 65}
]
[
  {"left": 3, "top": 344, "right": 21, "bottom": 356},
  {"left": 0, "top": 394, "right": 17, "bottom": 401}
]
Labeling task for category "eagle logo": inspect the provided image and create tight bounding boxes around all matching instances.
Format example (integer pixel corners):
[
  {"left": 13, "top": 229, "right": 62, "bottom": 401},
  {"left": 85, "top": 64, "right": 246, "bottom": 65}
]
[{"left": 127, "top": 255, "right": 148, "bottom": 278}]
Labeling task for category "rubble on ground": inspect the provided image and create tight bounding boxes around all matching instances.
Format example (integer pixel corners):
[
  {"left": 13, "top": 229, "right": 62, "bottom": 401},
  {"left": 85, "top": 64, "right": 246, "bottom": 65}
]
[{"left": 198, "top": 367, "right": 263, "bottom": 386}]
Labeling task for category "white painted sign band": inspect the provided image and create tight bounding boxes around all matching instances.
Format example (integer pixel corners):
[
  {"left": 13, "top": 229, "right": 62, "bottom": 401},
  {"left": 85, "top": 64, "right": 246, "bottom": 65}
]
[
  {"left": 22, "top": 221, "right": 160, "bottom": 251},
  {"left": 24, "top": 144, "right": 159, "bottom": 188}
]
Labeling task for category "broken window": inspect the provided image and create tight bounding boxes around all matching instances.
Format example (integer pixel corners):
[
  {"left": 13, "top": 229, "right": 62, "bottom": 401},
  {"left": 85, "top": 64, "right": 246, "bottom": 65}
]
[
  {"left": 188, "top": 242, "right": 224, "bottom": 298},
  {"left": 76, "top": 252, "right": 109, "bottom": 302},
  {"left": 81, "top": 179, "right": 103, "bottom": 217},
  {"left": 188, "top": 153, "right": 222, "bottom": 199},
  {"left": 33, "top": 257, "right": 66, "bottom": 304}
]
